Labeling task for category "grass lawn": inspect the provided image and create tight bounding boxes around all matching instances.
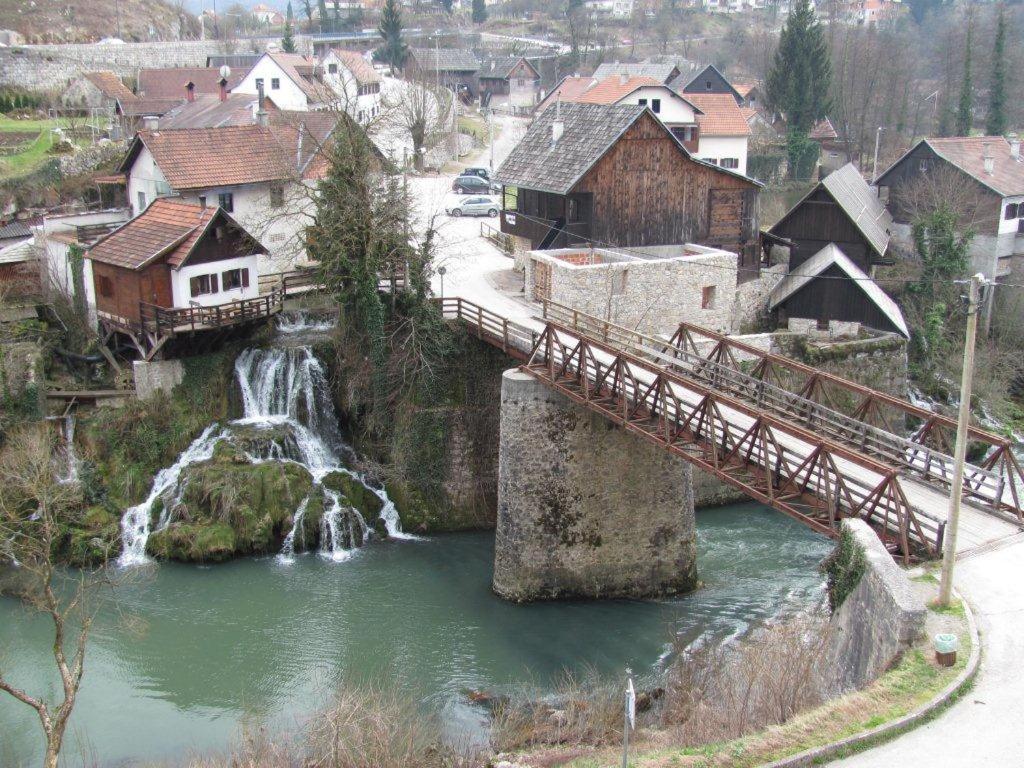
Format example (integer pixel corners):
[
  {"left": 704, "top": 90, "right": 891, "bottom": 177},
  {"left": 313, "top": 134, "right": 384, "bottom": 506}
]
[{"left": 0, "top": 115, "right": 105, "bottom": 180}]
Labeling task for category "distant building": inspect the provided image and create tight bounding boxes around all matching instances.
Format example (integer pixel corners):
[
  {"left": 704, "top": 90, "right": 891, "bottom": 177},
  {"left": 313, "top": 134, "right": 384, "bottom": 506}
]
[
  {"left": 684, "top": 93, "right": 751, "bottom": 175},
  {"left": 321, "top": 48, "right": 382, "bottom": 123},
  {"left": 405, "top": 48, "right": 481, "bottom": 100},
  {"left": 233, "top": 51, "right": 333, "bottom": 111},
  {"left": 251, "top": 3, "right": 285, "bottom": 25},
  {"left": 478, "top": 56, "right": 542, "bottom": 112},
  {"left": 62, "top": 71, "right": 136, "bottom": 111},
  {"left": 137, "top": 67, "right": 247, "bottom": 101},
  {"left": 159, "top": 93, "right": 266, "bottom": 129},
  {"left": 678, "top": 64, "right": 744, "bottom": 105},
  {"left": 592, "top": 61, "right": 681, "bottom": 85}
]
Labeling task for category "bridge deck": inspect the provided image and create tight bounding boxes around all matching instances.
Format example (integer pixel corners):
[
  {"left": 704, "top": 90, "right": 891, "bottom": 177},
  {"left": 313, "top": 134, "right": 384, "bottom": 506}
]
[{"left": 435, "top": 297, "right": 1023, "bottom": 559}]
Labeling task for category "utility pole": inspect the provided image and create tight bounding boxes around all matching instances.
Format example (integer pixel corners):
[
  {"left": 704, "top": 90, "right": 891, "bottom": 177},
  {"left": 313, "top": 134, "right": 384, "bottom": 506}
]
[
  {"left": 938, "top": 273, "right": 985, "bottom": 607},
  {"left": 871, "top": 126, "right": 885, "bottom": 184}
]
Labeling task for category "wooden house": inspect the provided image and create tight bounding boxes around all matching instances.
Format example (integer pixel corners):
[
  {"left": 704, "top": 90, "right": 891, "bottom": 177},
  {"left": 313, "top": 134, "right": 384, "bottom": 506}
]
[
  {"left": 494, "top": 102, "right": 762, "bottom": 276},
  {"left": 406, "top": 48, "right": 480, "bottom": 100},
  {"left": 769, "top": 163, "right": 893, "bottom": 273},
  {"left": 87, "top": 198, "right": 274, "bottom": 359},
  {"left": 679, "top": 65, "right": 744, "bottom": 105}
]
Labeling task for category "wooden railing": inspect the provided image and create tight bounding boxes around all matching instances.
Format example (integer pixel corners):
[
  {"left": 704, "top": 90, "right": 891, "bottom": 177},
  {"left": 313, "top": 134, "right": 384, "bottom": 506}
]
[
  {"left": 480, "top": 220, "right": 515, "bottom": 255},
  {"left": 434, "top": 297, "right": 537, "bottom": 359},
  {"left": 140, "top": 288, "right": 285, "bottom": 336}
]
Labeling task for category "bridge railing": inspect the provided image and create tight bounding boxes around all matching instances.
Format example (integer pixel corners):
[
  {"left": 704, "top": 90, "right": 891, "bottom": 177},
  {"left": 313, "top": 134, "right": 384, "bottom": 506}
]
[
  {"left": 435, "top": 296, "right": 537, "bottom": 357},
  {"left": 526, "top": 323, "right": 943, "bottom": 560},
  {"left": 540, "top": 300, "right": 1018, "bottom": 523}
]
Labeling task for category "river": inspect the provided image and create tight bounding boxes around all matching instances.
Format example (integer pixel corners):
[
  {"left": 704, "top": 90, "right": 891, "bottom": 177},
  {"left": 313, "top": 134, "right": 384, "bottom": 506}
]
[{"left": 0, "top": 504, "right": 830, "bottom": 767}]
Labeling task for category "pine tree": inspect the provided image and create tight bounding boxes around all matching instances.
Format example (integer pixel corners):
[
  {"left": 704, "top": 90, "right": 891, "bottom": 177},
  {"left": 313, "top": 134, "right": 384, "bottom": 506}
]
[
  {"left": 282, "top": 1, "right": 297, "bottom": 53},
  {"left": 472, "top": 0, "right": 488, "bottom": 23},
  {"left": 986, "top": 5, "right": 1008, "bottom": 137},
  {"left": 955, "top": 19, "right": 973, "bottom": 136},
  {"left": 375, "top": 0, "right": 408, "bottom": 70},
  {"left": 765, "top": 0, "right": 832, "bottom": 133}
]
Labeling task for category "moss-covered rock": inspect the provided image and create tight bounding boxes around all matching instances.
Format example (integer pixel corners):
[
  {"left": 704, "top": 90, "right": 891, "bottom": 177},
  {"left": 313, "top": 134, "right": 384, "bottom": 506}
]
[
  {"left": 149, "top": 522, "right": 237, "bottom": 563},
  {"left": 62, "top": 506, "right": 121, "bottom": 567},
  {"left": 322, "top": 470, "right": 383, "bottom": 520}
]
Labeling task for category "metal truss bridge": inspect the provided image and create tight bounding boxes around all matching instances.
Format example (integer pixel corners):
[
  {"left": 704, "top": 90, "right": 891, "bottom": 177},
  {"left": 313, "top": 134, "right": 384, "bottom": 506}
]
[{"left": 436, "top": 297, "right": 1024, "bottom": 563}]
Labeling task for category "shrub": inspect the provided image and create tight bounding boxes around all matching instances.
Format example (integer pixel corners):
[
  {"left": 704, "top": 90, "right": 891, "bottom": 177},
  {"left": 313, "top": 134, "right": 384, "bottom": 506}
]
[{"left": 821, "top": 525, "right": 867, "bottom": 611}]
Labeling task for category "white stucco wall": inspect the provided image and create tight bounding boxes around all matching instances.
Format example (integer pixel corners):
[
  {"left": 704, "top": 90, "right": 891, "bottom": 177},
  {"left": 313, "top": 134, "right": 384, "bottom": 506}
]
[
  {"left": 235, "top": 56, "right": 310, "bottom": 110},
  {"left": 618, "top": 86, "right": 699, "bottom": 126},
  {"left": 999, "top": 195, "right": 1024, "bottom": 235},
  {"left": 695, "top": 134, "right": 749, "bottom": 175},
  {"left": 171, "top": 254, "right": 260, "bottom": 307},
  {"left": 322, "top": 52, "right": 382, "bottom": 123},
  {"left": 126, "top": 145, "right": 170, "bottom": 217}
]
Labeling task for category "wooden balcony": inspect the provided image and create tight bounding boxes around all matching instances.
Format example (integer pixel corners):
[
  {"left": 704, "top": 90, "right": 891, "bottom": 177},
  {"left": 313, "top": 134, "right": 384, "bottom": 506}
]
[{"left": 139, "top": 289, "right": 286, "bottom": 337}]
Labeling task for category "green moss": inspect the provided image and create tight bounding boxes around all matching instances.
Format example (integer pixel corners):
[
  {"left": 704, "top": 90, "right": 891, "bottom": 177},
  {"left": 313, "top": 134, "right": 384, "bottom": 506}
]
[
  {"left": 148, "top": 522, "right": 237, "bottom": 563},
  {"left": 821, "top": 526, "right": 867, "bottom": 612},
  {"left": 322, "top": 470, "right": 383, "bottom": 520},
  {"left": 61, "top": 506, "right": 121, "bottom": 566}
]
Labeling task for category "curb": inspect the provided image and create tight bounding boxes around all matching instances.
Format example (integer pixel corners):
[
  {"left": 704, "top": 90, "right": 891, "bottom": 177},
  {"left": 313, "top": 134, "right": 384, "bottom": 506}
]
[{"left": 761, "top": 589, "right": 981, "bottom": 768}]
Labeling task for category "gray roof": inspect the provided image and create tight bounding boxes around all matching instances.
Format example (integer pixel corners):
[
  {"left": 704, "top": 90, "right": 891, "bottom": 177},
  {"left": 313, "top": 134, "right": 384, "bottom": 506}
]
[
  {"left": 494, "top": 103, "right": 645, "bottom": 195},
  {"left": 0, "top": 219, "right": 32, "bottom": 241},
  {"left": 479, "top": 56, "right": 534, "bottom": 79},
  {"left": 0, "top": 237, "right": 36, "bottom": 265},
  {"left": 820, "top": 163, "right": 892, "bottom": 258},
  {"left": 410, "top": 47, "right": 479, "bottom": 72},
  {"left": 592, "top": 61, "right": 678, "bottom": 84},
  {"left": 159, "top": 93, "right": 260, "bottom": 129},
  {"left": 770, "top": 243, "right": 909, "bottom": 338},
  {"left": 206, "top": 54, "right": 261, "bottom": 69}
]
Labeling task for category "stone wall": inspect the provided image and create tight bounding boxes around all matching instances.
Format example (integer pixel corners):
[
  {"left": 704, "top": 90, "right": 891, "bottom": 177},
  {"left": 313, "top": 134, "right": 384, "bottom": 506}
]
[
  {"left": 56, "top": 140, "right": 128, "bottom": 177},
  {"left": 493, "top": 369, "right": 698, "bottom": 601},
  {"left": 133, "top": 359, "right": 184, "bottom": 399},
  {"left": 731, "top": 260, "right": 787, "bottom": 332},
  {"left": 0, "top": 37, "right": 314, "bottom": 92},
  {"left": 822, "top": 518, "right": 926, "bottom": 694}
]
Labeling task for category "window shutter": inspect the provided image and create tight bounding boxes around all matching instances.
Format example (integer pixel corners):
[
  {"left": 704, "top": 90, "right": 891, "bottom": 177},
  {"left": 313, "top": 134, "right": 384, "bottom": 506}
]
[
  {"left": 242, "top": 268, "right": 250, "bottom": 288},
  {"left": 211, "top": 273, "right": 219, "bottom": 293}
]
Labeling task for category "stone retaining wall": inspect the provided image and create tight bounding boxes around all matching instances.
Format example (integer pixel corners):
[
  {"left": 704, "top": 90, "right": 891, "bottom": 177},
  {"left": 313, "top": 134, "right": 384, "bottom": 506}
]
[{"left": 822, "top": 518, "right": 926, "bottom": 694}]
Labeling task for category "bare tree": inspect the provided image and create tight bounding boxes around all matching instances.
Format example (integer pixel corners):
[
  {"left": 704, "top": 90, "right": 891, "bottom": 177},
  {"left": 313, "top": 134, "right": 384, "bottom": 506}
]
[
  {"left": 0, "top": 425, "right": 111, "bottom": 768},
  {"left": 379, "top": 78, "right": 454, "bottom": 171}
]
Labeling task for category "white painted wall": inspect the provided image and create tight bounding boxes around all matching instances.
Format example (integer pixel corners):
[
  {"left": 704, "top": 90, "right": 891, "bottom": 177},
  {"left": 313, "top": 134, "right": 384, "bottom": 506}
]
[
  {"left": 322, "top": 51, "right": 382, "bottom": 123},
  {"left": 235, "top": 55, "right": 310, "bottom": 110},
  {"left": 695, "top": 134, "right": 748, "bottom": 175},
  {"left": 999, "top": 195, "right": 1024, "bottom": 235},
  {"left": 126, "top": 145, "right": 170, "bottom": 217},
  {"left": 171, "top": 254, "right": 260, "bottom": 307},
  {"left": 617, "top": 86, "right": 699, "bottom": 126}
]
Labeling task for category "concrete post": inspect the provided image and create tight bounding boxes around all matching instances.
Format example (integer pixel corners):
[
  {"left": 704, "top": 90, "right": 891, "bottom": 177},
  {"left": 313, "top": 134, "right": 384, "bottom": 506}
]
[{"left": 493, "top": 369, "right": 698, "bottom": 601}]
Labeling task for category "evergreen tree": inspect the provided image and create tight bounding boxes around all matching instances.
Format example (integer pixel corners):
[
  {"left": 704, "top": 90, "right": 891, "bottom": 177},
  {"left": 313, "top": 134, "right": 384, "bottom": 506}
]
[
  {"left": 472, "top": 0, "right": 487, "bottom": 23},
  {"left": 986, "top": 5, "right": 1008, "bottom": 137},
  {"left": 955, "top": 19, "right": 973, "bottom": 136},
  {"left": 375, "top": 0, "right": 408, "bottom": 70},
  {"left": 281, "top": 1, "right": 297, "bottom": 53},
  {"left": 317, "top": 0, "right": 328, "bottom": 31},
  {"left": 765, "top": 0, "right": 832, "bottom": 133}
]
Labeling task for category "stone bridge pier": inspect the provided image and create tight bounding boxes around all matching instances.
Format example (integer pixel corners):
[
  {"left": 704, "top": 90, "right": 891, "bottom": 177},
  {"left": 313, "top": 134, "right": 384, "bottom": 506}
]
[{"left": 493, "top": 369, "right": 698, "bottom": 602}]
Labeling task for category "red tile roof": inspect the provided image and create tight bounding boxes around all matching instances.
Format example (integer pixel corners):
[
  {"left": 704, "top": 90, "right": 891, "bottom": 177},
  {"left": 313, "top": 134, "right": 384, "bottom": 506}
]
[
  {"left": 88, "top": 199, "right": 215, "bottom": 270},
  {"left": 809, "top": 117, "right": 839, "bottom": 141},
  {"left": 137, "top": 67, "right": 246, "bottom": 101},
  {"left": 83, "top": 71, "right": 136, "bottom": 102},
  {"left": 685, "top": 93, "right": 750, "bottom": 137},
  {"left": 265, "top": 52, "right": 333, "bottom": 104},
  {"left": 576, "top": 75, "right": 661, "bottom": 105},
  {"left": 329, "top": 49, "right": 381, "bottom": 85},
  {"left": 537, "top": 76, "right": 597, "bottom": 112},
  {"left": 924, "top": 136, "right": 1024, "bottom": 197}
]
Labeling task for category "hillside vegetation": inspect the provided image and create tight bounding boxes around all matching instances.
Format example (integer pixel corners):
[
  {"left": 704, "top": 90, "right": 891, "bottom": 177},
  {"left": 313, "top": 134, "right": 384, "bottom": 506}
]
[{"left": 0, "top": 0, "right": 199, "bottom": 43}]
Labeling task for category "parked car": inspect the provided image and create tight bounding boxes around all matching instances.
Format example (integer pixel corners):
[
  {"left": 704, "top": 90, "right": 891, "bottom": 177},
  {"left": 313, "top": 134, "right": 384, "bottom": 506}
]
[
  {"left": 452, "top": 175, "right": 493, "bottom": 194},
  {"left": 446, "top": 196, "right": 500, "bottom": 218},
  {"left": 463, "top": 167, "right": 490, "bottom": 180}
]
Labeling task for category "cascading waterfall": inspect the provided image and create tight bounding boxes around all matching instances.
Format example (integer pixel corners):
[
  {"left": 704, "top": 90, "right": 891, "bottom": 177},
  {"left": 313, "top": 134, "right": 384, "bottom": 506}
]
[
  {"left": 119, "top": 313, "right": 413, "bottom": 567},
  {"left": 50, "top": 414, "right": 81, "bottom": 485}
]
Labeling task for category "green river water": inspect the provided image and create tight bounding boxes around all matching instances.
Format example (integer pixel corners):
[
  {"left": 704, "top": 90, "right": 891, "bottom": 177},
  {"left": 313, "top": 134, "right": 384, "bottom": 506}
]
[{"left": 1, "top": 504, "right": 830, "bottom": 767}]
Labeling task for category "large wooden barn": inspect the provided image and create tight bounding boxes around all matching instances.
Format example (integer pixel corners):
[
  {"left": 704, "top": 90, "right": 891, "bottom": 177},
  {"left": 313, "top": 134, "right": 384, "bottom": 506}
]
[
  {"left": 494, "top": 102, "right": 763, "bottom": 278},
  {"left": 87, "top": 198, "right": 273, "bottom": 359}
]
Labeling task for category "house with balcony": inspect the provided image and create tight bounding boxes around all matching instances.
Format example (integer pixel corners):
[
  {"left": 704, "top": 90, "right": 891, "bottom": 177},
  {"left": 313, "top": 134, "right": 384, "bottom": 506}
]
[
  {"left": 87, "top": 198, "right": 274, "bottom": 359},
  {"left": 876, "top": 135, "right": 1024, "bottom": 284},
  {"left": 494, "top": 102, "right": 762, "bottom": 278},
  {"left": 118, "top": 111, "right": 344, "bottom": 273}
]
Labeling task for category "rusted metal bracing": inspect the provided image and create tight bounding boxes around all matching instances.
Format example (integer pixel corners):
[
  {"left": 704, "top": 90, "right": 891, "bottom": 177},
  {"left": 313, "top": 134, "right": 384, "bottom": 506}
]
[{"left": 519, "top": 322, "right": 938, "bottom": 562}]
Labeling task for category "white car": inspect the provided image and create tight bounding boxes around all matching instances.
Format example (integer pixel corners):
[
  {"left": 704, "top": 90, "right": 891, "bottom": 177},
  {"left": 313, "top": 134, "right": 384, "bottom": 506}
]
[{"left": 446, "top": 196, "right": 500, "bottom": 218}]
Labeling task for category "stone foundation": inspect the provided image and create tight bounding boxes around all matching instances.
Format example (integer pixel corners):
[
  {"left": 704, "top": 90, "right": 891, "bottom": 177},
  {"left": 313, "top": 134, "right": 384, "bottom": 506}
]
[
  {"left": 133, "top": 359, "right": 184, "bottom": 399},
  {"left": 493, "top": 369, "right": 697, "bottom": 601}
]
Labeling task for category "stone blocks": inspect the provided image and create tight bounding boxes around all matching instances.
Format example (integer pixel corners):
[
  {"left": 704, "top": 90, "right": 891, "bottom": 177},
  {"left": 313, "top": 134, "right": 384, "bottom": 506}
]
[
  {"left": 133, "top": 359, "right": 184, "bottom": 399},
  {"left": 493, "top": 369, "right": 698, "bottom": 601}
]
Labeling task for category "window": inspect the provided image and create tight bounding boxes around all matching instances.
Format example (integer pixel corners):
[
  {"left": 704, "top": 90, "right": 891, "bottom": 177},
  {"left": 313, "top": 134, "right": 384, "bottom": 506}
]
[
  {"left": 189, "top": 273, "right": 218, "bottom": 297},
  {"left": 137, "top": 191, "right": 146, "bottom": 212},
  {"left": 701, "top": 285, "right": 716, "bottom": 310},
  {"left": 918, "top": 159, "right": 930, "bottom": 173},
  {"left": 721, "top": 158, "right": 739, "bottom": 169},
  {"left": 97, "top": 275, "right": 114, "bottom": 298},
  {"left": 328, "top": 63, "right": 338, "bottom": 74},
  {"left": 218, "top": 192, "right": 234, "bottom": 212},
  {"left": 270, "top": 186, "right": 284, "bottom": 208},
  {"left": 198, "top": 195, "right": 207, "bottom": 208},
  {"left": 255, "top": 77, "right": 264, "bottom": 91},
  {"left": 503, "top": 186, "right": 518, "bottom": 211},
  {"left": 705, "top": 80, "right": 712, "bottom": 90},
  {"left": 706, "top": 158, "right": 720, "bottom": 166},
  {"left": 1005, "top": 202, "right": 1019, "bottom": 220},
  {"left": 651, "top": 98, "right": 661, "bottom": 114},
  {"left": 271, "top": 78, "right": 280, "bottom": 90},
  {"left": 222, "top": 267, "right": 250, "bottom": 291},
  {"left": 638, "top": 98, "right": 647, "bottom": 107},
  {"left": 567, "top": 197, "right": 580, "bottom": 222}
]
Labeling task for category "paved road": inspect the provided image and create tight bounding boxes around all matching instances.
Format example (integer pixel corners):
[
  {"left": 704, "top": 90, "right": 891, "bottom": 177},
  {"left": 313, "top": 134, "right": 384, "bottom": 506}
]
[{"left": 829, "top": 534, "right": 1024, "bottom": 767}]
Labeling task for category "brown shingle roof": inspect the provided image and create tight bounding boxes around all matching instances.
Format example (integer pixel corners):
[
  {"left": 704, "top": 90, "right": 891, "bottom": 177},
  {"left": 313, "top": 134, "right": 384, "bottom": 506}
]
[
  {"left": 88, "top": 199, "right": 214, "bottom": 270},
  {"left": 575, "top": 75, "right": 661, "bottom": 105},
  {"left": 329, "top": 49, "right": 381, "bottom": 85},
  {"left": 686, "top": 93, "right": 750, "bottom": 137},
  {"left": 137, "top": 67, "right": 246, "bottom": 100},
  {"left": 83, "top": 71, "right": 136, "bottom": 102},
  {"left": 536, "top": 76, "right": 596, "bottom": 112},
  {"left": 265, "top": 52, "right": 333, "bottom": 104}
]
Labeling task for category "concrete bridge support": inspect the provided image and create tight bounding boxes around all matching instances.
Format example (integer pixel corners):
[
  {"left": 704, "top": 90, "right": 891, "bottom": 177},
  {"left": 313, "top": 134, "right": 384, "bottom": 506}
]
[{"left": 494, "top": 369, "right": 698, "bottom": 601}]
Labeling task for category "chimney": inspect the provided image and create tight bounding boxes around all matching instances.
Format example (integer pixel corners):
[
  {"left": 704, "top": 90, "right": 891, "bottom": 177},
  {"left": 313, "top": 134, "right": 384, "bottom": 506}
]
[
  {"left": 143, "top": 116, "right": 159, "bottom": 131},
  {"left": 255, "top": 81, "right": 268, "bottom": 126},
  {"left": 219, "top": 77, "right": 228, "bottom": 102},
  {"left": 619, "top": 72, "right": 628, "bottom": 85},
  {"left": 983, "top": 143, "right": 995, "bottom": 176},
  {"left": 1010, "top": 132, "right": 1020, "bottom": 161},
  {"left": 552, "top": 98, "right": 564, "bottom": 146},
  {"left": 186, "top": 81, "right": 195, "bottom": 102}
]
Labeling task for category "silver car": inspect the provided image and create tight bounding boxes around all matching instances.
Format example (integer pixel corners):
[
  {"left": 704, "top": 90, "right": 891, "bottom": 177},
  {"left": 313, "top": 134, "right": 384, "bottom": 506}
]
[{"left": 446, "top": 196, "right": 500, "bottom": 218}]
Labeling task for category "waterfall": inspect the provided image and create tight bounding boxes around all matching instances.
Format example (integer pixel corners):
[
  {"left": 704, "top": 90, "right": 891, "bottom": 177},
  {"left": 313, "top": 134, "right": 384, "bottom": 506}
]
[
  {"left": 119, "top": 340, "right": 412, "bottom": 567},
  {"left": 51, "top": 414, "right": 80, "bottom": 485},
  {"left": 276, "top": 310, "right": 337, "bottom": 335}
]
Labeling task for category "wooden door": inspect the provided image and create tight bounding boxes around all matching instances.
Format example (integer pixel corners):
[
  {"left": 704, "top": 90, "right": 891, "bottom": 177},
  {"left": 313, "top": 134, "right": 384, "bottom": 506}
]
[{"left": 533, "top": 260, "right": 551, "bottom": 302}]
